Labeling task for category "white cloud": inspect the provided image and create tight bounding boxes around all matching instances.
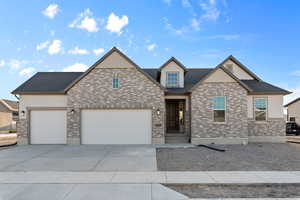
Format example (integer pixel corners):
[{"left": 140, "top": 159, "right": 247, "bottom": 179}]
[
  {"left": 199, "top": 0, "right": 220, "bottom": 21},
  {"left": 162, "top": 0, "right": 172, "bottom": 5},
  {"left": 106, "top": 13, "right": 129, "bottom": 34},
  {"left": 0, "top": 60, "right": 5, "bottom": 67},
  {"left": 36, "top": 41, "right": 50, "bottom": 51},
  {"left": 182, "top": 0, "right": 192, "bottom": 8},
  {"left": 69, "top": 9, "right": 99, "bottom": 32},
  {"left": 68, "top": 47, "right": 89, "bottom": 55},
  {"left": 9, "top": 59, "right": 27, "bottom": 70},
  {"left": 93, "top": 48, "right": 105, "bottom": 56},
  {"left": 146, "top": 44, "right": 157, "bottom": 51},
  {"left": 19, "top": 67, "right": 35, "bottom": 77},
  {"left": 207, "top": 34, "right": 240, "bottom": 40},
  {"left": 42, "top": 4, "right": 59, "bottom": 19},
  {"left": 164, "top": 18, "right": 187, "bottom": 35},
  {"left": 191, "top": 18, "right": 200, "bottom": 31},
  {"left": 48, "top": 40, "right": 62, "bottom": 55},
  {"left": 63, "top": 63, "right": 88, "bottom": 72}
]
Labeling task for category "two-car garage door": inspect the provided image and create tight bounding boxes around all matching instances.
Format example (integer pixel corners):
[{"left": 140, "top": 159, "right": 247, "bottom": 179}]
[
  {"left": 30, "top": 109, "right": 151, "bottom": 144},
  {"left": 81, "top": 110, "right": 152, "bottom": 144}
]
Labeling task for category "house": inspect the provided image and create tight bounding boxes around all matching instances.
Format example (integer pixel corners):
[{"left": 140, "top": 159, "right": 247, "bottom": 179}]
[
  {"left": 0, "top": 99, "right": 18, "bottom": 131},
  {"left": 285, "top": 97, "right": 300, "bottom": 124},
  {"left": 12, "top": 47, "right": 291, "bottom": 145}
]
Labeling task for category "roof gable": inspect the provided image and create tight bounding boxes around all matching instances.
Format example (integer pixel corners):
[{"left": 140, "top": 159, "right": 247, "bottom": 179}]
[
  {"left": 220, "top": 55, "right": 261, "bottom": 81},
  {"left": 189, "top": 65, "right": 252, "bottom": 92},
  {"left": 0, "top": 99, "right": 18, "bottom": 112},
  {"left": 65, "top": 47, "right": 165, "bottom": 92},
  {"left": 159, "top": 57, "right": 187, "bottom": 72}
]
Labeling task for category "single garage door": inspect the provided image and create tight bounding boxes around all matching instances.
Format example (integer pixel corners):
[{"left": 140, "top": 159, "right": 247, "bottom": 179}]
[
  {"left": 30, "top": 110, "right": 67, "bottom": 144},
  {"left": 81, "top": 109, "right": 152, "bottom": 144}
]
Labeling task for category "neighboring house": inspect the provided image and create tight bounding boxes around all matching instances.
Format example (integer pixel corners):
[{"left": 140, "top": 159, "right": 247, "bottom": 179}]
[
  {"left": 0, "top": 99, "right": 18, "bottom": 131},
  {"left": 285, "top": 98, "right": 300, "bottom": 124},
  {"left": 12, "top": 47, "right": 290, "bottom": 145}
]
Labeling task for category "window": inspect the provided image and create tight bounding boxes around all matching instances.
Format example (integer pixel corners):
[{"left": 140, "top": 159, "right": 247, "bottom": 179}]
[
  {"left": 213, "top": 96, "right": 226, "bottom": 122},
  {"left": 166, "top": 72, "right": 179, "bottom": 87},
  {"left": 254, "top": 97, "right": 267, "bottom": 121},
  {"left": 290, "top": 117, "right": 296, "bottom": 122},
  {"left": 112, "top": 77, "right": 119, "bottom": 88}
]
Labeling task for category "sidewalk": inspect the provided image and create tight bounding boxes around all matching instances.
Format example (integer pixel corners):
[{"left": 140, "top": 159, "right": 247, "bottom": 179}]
[{"left": 1, "top": 171, "right": 300, "bottom": 184}]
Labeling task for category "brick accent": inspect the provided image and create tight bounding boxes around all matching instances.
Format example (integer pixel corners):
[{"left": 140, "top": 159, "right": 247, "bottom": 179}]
[
  {"left": 191, "top": 82, "right": 248, "bottom": 144},
  {"left": 67, "top": 68, "right": 165, "bottom": 144},
  {"left": 248, "top": 118, "right": 286, "bottom": 137}
]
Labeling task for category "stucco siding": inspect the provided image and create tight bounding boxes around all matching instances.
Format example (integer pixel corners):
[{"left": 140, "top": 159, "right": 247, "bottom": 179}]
[
  {"left": 247, "top": 95, "right": 284, "bottom": 119},
  {"left": 161, "top": 61, "right": 184, "bottom": 88},
  {"left": 223, "top": 59, "right": 254, "bottom": 80},
  {"left": 17, "top": 95, "right": 67, "bottom": 143},
  {"left": 204, "top": 68, "right": 236, "bottom": 83},
  {"left": 0, "top": 112, "right": 13, "bottom": 130}
]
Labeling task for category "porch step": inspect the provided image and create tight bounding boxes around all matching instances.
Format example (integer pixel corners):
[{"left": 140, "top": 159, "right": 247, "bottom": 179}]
[{"left": 165, "top": 136, "right": 190, "bottom": 144}]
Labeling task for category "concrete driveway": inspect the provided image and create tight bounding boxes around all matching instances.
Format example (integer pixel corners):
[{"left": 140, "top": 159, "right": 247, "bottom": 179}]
[{"left": 0, "top": 145, "right": 157, "bottom": 171}]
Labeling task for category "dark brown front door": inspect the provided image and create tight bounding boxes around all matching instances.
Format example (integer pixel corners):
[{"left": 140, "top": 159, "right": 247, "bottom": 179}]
[{"left": 166, "top": 101, "right": 180, "bottom": 132}]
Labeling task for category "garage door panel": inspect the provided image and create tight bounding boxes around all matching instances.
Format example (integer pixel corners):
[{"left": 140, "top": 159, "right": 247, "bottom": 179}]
[
  {"left": 30, "top": 110, "right": 67, "bottom": 144},
  {"left": 81, "top": 110, "right": 151, "bottom": 144}
]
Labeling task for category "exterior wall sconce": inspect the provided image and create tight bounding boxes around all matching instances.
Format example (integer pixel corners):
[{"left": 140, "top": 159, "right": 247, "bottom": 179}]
[
  {"left": 70, "top": 109, "right": 75, "bottom": 114},
  {"left": 21, "top": 110, "right": 25, "bottom": 117},
  {"left": 156, "top": 108, "right": 161, "bottom": 115}
]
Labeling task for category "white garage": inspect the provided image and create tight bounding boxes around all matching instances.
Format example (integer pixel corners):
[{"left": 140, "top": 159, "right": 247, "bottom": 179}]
[
  {"left": 81, "top": 109, "right": 152, "bottom": 144},
  {"left": 30, "top": 110, "right": 67, "bottom": 144}
]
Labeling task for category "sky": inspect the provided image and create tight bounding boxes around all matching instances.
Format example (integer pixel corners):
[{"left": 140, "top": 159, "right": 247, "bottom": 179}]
[{"left": 1, "top": 0, "right": 300, "bottom": 103}]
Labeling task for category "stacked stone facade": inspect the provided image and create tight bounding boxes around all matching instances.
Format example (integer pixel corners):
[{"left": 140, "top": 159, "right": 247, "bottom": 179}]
[
  {"left": 191, "top": 82, "right": 249, "bottom": 144},
  {"left": 67, "top": 68, "right": 165, "bottom": 144}
]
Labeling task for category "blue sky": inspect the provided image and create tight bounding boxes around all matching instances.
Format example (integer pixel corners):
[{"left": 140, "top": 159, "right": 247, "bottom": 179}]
[{"left": 1, "top": 0, "right": 300, "bottom": 103}]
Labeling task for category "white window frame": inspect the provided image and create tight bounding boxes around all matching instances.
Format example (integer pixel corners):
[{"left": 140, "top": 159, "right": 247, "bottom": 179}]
[
  {"left": 253, "top": 97, "right": 267, "bottom": 121},
  {"left": 213, "top": 96, "right": 226, "bottom": 123},
  {"left": 112, "top": 77, "right": 120, "bottom": 89},
  {"left": 166, "top": 71, "right": 179, "bottom": 88}
]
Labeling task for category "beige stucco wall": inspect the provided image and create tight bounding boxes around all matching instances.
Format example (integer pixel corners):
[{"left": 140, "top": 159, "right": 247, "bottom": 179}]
[
  {"left": 223, "top": 60, "right": 254, "bottom": 80},
  {"left": 287, "top": 101, "right": 300, "bottom": 124},
  {"left": 19, "top": 95, "right": 67, "bottom": 119},
  {"left": 160, "top": 61, "right": 184, "bottom": 88},
  {"left": 204, "top": 68, "right": 236, "bottom": 83},
  {"left": 0, "top": 112, "right": 13, "bottom": 130},
  {"left": 247, "top": 95, "right": 284, "bottom": 119},
  {"left": 95, "top": 51, "right": 134, "bottom": 69}
]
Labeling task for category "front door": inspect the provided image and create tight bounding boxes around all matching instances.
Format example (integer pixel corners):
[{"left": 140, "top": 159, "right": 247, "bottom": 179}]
[{"left": 166, "top": 101, "right": 180, "bottom": 133}]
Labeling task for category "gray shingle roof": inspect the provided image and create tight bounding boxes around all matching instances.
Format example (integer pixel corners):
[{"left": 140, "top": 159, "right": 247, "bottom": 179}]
[
  {"left": 12, "top": 69, "right": 289, "bottom": 95},
  {"left": 241, "top": 80, "right": 290, "bottom": 95},
  {"left": 12, "top": 72, "right": 83, "bottom": 94},
  {"left": 2, "top": 99, "right": 18, "bottom": 110}
]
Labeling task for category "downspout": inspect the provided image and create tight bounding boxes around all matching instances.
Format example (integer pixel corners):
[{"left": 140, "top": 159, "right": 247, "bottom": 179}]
[{"left": 189, "top": 93, "right": 192, "bottom": 143}]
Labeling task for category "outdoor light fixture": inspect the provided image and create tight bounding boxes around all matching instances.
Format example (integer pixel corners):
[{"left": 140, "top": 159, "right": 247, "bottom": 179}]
[
  {"left": 71, "top": 109, "right": 75, "bottom": 114},
  {"left": 21, "top": 110, "right": 25, "bottom": 116},
  {"left": 156, "top": 108, "right": 160, "bottom": 115}
]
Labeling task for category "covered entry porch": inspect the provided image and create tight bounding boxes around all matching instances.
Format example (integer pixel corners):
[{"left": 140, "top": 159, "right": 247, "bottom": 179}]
[{"left": 165, "top": 96, "right": 191, "bottom": 143}]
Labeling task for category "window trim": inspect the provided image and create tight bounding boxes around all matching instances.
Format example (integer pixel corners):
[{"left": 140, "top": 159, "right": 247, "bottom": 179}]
[
  {"left": 166, "top": 71, "right": 179, "bottom": 88},
  {"left": 213, "top": 96, "right": 226, "bottom": 123},
  {"left": 253, "top": 97, "right": 268, "bottom": 122},
  {"left": 112, "top": 77, "right": 120, "bottom": 89}
]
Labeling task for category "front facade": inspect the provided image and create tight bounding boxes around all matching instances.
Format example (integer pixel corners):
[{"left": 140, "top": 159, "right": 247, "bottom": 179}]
[
  {"left": 13, "top": 47, "right": 290, "bottom": 145},
  {"left": 0, "top": 99, "right": 18, "bottom": 131}
]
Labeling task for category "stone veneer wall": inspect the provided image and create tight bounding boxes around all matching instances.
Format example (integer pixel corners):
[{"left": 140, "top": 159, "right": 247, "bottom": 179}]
[
  {"left": 17, "top": 119, "right": 28, "bottom": 144},
  {"left": 191, "top": 82, "right": 248, "bottom": 144},
  {"left": 248, "top": 119, "right": 285, "bottom": 137},
  {"left": 67, "top": 68, "right": 165, "bottom": 144}
]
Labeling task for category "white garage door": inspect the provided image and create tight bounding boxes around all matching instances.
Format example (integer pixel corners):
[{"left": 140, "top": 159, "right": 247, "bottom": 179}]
[
  {"left": 81, "top": 109, "right": 152, "bottom": 144},
  {"left": 30, "top": 110, "right": 67, "bottom": 144}
]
